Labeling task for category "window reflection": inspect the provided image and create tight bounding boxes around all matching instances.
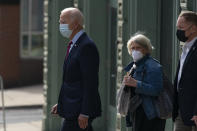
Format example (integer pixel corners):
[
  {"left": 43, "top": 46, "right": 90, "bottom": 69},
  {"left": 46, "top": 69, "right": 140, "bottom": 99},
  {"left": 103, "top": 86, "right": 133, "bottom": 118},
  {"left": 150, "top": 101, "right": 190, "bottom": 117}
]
[
  {"left": 31, "top": 35, "right": 43, "bottom": 57},
  {"left": 22, "top": 0, "right": 29, "bottom": 32},
  {"left": 22, "top": 35, "right": 29, "bottom": 56},
  {"left": 32, "top": 0, "right": 43, "bottom": 32},
  {"left": 21, "top": 0, "right": 43, "bottom": 58},
  {"left": 180, "top": 0, "right": 187, "bottom": 10}
]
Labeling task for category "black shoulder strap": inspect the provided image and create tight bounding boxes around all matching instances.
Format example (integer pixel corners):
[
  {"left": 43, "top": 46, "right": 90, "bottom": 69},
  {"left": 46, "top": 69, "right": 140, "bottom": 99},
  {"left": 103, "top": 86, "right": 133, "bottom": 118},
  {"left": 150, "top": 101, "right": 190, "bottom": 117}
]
[{"left": 141, "top": 65, "right": 146, "bottom": 81}]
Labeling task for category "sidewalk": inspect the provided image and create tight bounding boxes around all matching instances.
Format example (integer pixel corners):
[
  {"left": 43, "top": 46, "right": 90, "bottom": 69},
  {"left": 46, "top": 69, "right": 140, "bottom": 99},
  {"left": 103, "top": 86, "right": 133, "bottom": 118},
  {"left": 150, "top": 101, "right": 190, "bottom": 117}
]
[{"left": 0, "top": 84, "right": 44, "bottom": 131}]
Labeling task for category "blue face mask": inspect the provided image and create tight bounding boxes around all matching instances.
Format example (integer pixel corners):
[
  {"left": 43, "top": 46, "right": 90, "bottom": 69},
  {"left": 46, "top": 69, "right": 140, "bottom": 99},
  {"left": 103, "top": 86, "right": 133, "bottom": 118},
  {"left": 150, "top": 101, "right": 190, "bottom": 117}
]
[{"left": 59, "top": 24, "right": 72, "bottom": 38}]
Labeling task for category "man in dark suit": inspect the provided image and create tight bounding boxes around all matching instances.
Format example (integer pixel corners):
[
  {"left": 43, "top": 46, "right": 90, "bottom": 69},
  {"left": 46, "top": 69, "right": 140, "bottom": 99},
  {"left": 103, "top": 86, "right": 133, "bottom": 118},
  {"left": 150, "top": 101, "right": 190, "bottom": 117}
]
[
  {"left": 51, "top": 7, "right": 101, "bottom": 131},
  {"left": 173, "top": 11, "right": 197, "bottom": 131}
]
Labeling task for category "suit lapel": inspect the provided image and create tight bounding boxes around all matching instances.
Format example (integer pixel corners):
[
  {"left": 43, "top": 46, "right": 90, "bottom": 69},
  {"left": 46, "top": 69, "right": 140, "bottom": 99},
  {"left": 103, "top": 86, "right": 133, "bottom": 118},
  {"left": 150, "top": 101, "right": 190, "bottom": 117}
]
[
  {"left": 64, "top": 32, "right": 86, "bottom": 66},
  {"left": 181, "top": 40, "right": 197, "bottom": 74},
  {"left": 174, "top": 61, "right": 180, "bottom": 87},
  {"left": 63, "top": 43, "right": 78, "bottom": 71},
  {"left": 65, "top": 42, "right": 79, "bottom": 63}
]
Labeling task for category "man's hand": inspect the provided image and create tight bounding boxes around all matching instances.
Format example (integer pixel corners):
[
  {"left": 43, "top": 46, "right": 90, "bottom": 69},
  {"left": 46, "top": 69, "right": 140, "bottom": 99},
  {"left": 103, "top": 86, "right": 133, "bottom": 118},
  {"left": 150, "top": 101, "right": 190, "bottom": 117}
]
[
  {"left": 191, "top": 115, "right": 197, "bottom": 126},
  {"left": 78, "top": 114, "right": 89, "bottom": 129},
  {"left": 51, "top": 104, "right": 58, "bottom": 115}
]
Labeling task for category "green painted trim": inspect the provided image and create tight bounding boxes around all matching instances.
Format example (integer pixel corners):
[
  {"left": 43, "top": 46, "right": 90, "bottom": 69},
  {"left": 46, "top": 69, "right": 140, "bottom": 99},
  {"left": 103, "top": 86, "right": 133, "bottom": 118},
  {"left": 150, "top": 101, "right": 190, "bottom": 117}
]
[
  {"left": 187, "top": 0, "right": 197, "bottom": 12},
  {"left": 43, "top": 0, "right": 74, "bottom": 131},
  {"left": 172, "top": 0, "right": 180, "bottom": 80},
  {"left": 83, "top": 0, "right": 113, "bottom": 130}
]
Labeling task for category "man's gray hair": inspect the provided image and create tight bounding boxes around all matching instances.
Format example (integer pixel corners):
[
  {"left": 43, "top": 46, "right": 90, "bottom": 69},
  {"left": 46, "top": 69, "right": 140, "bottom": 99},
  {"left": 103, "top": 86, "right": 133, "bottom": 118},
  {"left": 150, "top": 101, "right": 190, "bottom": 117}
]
[
  {"left": 61, "top": 7, "right": 84, "bottom": 26},
  {"left": 179, "top": 11, "right": 197, "bottom": 26},
  {"left": 127, "top": 33, "right": 154, "bottom": 55}
]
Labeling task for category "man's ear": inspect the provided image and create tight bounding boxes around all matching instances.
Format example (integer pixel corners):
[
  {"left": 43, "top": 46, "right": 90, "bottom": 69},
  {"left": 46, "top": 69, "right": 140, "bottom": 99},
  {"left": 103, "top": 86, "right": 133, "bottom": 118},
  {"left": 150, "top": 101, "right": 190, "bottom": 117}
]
[
  {"left": 75, "top": 21, "right": 81, "bottom": 30},
  {"left": 193, "top": 25, "right": 197, "bottom": 33}
]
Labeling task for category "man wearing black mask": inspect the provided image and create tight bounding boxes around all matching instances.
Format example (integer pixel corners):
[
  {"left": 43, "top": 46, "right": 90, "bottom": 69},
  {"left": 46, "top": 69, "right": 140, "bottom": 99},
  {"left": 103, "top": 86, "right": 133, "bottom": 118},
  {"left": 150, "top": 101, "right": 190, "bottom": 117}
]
[{"left": 173, "top": 11, "right": 197, "bottom": 131}]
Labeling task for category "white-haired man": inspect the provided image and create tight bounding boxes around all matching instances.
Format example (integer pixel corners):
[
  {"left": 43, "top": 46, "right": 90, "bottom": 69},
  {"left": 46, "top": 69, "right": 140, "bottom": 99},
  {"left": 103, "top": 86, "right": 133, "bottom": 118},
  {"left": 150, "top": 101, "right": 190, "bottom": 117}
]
[{"left": 51, "top": 7, "right": 101, "bottom": 131}]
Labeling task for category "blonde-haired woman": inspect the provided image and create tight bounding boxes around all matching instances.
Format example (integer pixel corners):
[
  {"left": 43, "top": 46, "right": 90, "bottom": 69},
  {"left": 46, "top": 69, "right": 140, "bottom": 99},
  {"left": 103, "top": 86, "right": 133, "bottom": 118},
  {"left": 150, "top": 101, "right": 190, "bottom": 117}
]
[{"left": 123, "top": 33, "right": 166, "bottom": 131}]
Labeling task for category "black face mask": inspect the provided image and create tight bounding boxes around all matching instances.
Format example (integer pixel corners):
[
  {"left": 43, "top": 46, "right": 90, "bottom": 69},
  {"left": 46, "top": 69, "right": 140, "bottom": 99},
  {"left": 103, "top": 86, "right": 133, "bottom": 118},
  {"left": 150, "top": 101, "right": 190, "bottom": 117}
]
[{"left": 176, "top": 29, "right": 188, "bottom": 42}]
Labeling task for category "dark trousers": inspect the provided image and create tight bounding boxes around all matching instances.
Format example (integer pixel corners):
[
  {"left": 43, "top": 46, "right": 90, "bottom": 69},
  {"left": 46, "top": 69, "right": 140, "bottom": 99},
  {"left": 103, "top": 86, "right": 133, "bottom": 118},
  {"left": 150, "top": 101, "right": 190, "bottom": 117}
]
[
  {"left": 133, "top": 106, "right": 166, "bottom": 131},
  {"left": 60, "top": 119, "right": 93, "bottom": 131},
  {"left": 174, "top": 111, "right": 197, "bottom": 131}
]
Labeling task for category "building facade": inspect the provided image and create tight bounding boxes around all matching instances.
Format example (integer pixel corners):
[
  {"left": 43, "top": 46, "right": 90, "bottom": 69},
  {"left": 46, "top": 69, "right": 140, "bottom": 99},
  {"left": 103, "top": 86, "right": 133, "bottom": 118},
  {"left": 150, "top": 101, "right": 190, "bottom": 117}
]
[
  {"left": 0, "top": 0, "right": 43, "bottom": 87},
  {"left": 42, "top": 0, "right": 197, "bottom": 131}
]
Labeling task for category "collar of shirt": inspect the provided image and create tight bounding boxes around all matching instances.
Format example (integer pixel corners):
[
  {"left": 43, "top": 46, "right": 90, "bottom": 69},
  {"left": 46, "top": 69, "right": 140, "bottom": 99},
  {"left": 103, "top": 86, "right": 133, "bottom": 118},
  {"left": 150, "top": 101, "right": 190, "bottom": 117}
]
[
  {"left": 183, "top": 36, "right": 197, "bottom": 52},
  {"left": 177, "top": 36, "right": 197, "bottom": 90},
  {"left": 69, "top": 30, "right": 84, "bottom": 52}
]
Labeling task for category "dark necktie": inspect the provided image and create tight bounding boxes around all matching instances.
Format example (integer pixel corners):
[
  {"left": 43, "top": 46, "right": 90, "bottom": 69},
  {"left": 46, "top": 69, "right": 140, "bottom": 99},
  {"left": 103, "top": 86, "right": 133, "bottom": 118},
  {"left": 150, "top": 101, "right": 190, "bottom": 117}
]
[{"left": 66, "top": 41, "right": 72, "bottom": 59}]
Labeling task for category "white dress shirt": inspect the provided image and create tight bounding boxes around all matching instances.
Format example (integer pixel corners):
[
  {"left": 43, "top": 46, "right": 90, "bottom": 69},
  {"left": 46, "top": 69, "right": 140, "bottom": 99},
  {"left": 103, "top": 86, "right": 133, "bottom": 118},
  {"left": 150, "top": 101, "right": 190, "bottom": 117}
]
[
  {"left": 69, "top": 30, "right": 84, "bottom": 53},
  {"left": 177, "top": 37, "right": 197, "bottom": 90}
]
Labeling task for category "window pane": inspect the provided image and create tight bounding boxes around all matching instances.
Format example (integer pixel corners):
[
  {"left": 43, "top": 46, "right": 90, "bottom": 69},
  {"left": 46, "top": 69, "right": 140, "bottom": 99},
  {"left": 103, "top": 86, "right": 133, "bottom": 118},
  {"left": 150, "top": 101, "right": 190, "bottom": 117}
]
[
  {"left": 22, "top": 35, "right": 29, "bottom": 56},
  {"left": 32, "top": 0, "right": 44, "bottom": 31},
  {"left": 21, "top": 0, "right": 29, "bottom": 32},
  {"left": 180, "top": 0, "right": 187, "bottom": 10},
  {"left": 31, "top": 35, "right": 43, "bottom": 57}
]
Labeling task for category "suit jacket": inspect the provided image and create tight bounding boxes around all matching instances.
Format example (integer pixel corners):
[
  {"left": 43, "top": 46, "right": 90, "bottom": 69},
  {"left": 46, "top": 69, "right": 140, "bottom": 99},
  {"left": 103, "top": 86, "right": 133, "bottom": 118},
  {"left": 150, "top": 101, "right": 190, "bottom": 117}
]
[
  {"left": 173, "top": 39, "right": 197, "bottom": 126},
  {"left": 57, "top": 32, "right": 101, "bottom": 120}
]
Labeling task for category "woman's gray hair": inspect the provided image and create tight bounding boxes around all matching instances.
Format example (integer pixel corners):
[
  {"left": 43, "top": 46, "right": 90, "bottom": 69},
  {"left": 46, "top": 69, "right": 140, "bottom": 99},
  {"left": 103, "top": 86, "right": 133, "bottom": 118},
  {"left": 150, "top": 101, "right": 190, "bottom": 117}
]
[{"left": 127, "top": 33, "right": 154, "bottom": 55}]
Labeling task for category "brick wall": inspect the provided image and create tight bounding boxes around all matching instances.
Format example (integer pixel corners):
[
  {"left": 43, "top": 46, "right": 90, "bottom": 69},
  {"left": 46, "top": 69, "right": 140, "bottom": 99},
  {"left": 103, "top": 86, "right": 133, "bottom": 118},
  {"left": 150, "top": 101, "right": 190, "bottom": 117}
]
[
  {"left": 0, "top": 4, "right": 43, "bottom": 87},
  {"left": 0, "top": 5, "right": 20, "bottom": 87}
]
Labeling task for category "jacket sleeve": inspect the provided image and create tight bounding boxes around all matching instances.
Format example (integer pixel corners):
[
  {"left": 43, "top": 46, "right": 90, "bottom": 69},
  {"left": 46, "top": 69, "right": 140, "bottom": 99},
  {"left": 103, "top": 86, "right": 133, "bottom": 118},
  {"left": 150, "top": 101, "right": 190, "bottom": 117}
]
[
  {"left": 79, "top": 43, "right": 101, "bottom": 116},
  {"left": 135, "top": 65, "right": 163, "bottom": 96}
]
